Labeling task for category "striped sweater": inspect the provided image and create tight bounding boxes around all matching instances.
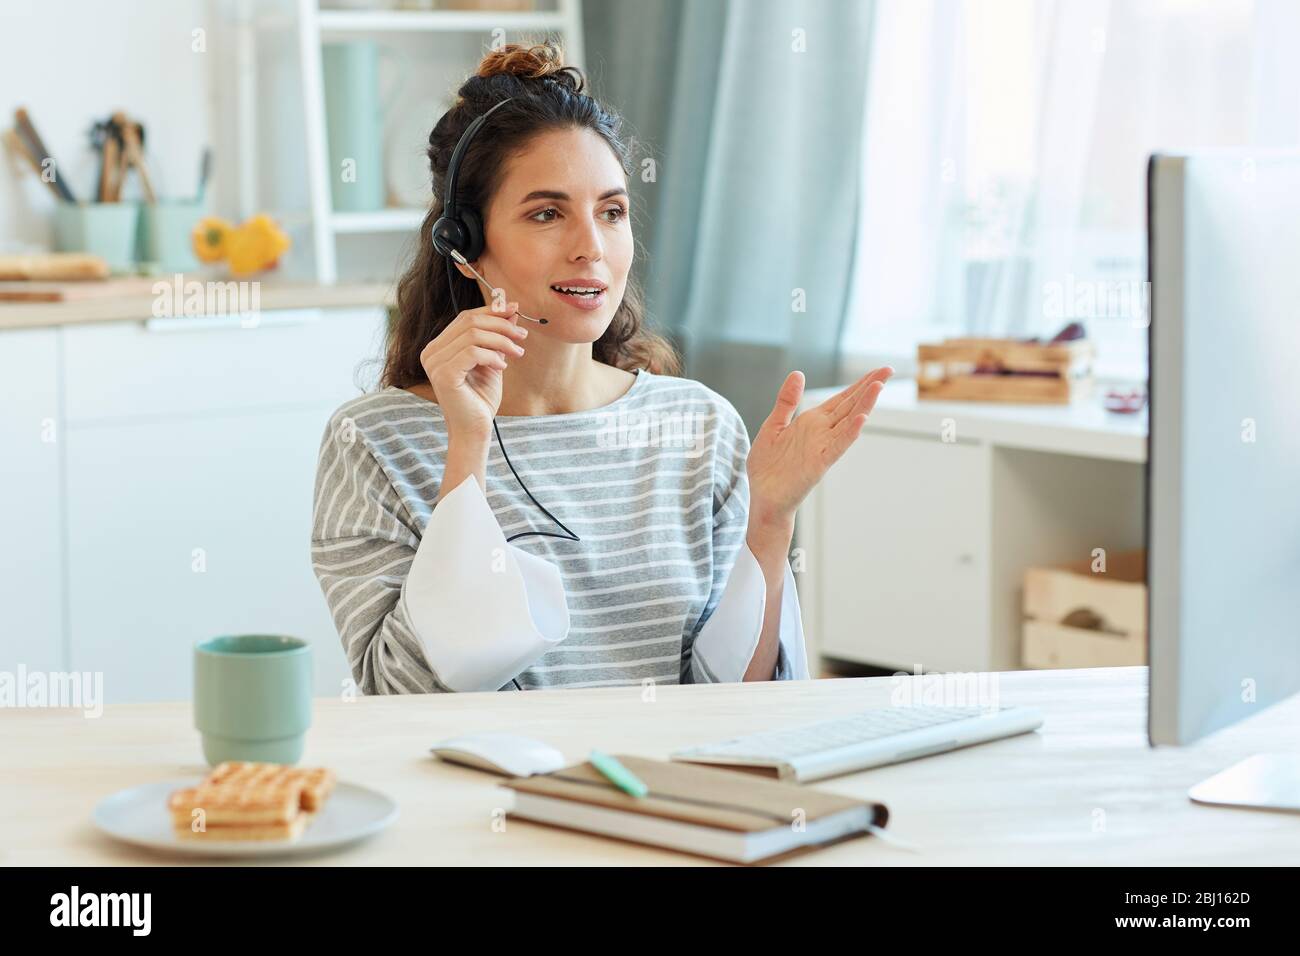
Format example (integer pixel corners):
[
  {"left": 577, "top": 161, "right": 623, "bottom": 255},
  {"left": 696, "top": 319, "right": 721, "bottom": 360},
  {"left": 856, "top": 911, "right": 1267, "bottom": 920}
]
[{"left": 309, "top": 367, "right": 808, "bottom": 694}]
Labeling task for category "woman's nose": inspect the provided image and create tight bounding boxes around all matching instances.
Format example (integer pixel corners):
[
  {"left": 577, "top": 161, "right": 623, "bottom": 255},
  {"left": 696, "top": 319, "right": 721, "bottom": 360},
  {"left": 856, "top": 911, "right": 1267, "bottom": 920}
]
[{"left": 568, "top": 217, "right": 604, "bottom": 262}]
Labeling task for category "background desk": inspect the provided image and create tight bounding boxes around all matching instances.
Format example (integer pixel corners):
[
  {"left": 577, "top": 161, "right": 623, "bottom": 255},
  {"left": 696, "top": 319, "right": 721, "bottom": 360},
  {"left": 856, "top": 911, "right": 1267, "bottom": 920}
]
[
  {"left": 3, "top": 667, "right": 1296, "bottom": 865},
  {"left": 795, "top": 379, "right": 1149, "bottom": 673}
]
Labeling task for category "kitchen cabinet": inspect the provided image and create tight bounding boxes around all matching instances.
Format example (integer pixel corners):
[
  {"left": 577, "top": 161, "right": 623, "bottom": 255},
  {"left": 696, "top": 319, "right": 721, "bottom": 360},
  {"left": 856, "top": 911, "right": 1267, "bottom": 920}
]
[
  {"left": 0, "top": 328, "right": 64, "bottom": 674},
  {"left": 66, "top": 405, "right": 352, "bottom": 703},
  {"left": 810, "top": 431, "right": 991, "bottom": 673},
  {"left": 1, "top": 306, "right": 388, "bottom": 703}
]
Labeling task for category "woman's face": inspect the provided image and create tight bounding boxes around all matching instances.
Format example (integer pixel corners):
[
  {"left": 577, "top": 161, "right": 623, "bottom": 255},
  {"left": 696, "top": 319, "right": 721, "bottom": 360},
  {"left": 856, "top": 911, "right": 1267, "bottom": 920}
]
[{"left": 463, "top": 126, "right": 633, "bottom": 344}]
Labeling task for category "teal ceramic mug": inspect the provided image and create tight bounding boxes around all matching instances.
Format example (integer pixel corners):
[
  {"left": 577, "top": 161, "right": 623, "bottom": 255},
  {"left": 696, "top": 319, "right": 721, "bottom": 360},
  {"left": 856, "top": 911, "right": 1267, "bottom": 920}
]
[{"left": 194, "top": 635, "right": 312, "bottom": 766}]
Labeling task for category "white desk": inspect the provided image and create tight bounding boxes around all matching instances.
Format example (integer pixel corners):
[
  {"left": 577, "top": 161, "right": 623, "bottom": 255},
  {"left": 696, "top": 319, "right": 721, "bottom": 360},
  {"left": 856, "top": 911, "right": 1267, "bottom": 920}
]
[
  {"left": 852, "top": 377, "right": 1147, "bottom": 462},
  {"left": 3, "top": 668, "right": 1296, "bottom": 865},
  {"left": 795, "top": 380, "right": 1148, "bottom": 673}
]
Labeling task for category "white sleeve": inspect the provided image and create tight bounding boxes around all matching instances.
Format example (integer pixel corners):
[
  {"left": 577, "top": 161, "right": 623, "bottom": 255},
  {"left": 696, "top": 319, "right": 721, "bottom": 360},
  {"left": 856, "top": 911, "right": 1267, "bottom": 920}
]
[
  {"left": 401, "top": 474, "right": 570, "bottom": 692},
  {"left": 684, "top": 405, "right": 810, "bottom": 683},
  {"left": 310, "top": 408, "right": 568, "bottom": 695},
  {"left": 690, "top": 542, "right": 811, "bottom": 682}
]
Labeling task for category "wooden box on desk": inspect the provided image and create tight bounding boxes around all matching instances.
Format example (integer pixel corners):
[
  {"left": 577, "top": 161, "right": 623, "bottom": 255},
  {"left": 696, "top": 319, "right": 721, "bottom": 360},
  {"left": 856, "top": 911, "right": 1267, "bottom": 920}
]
[
  {"left": 916, "top": 337, "right": 1093, "bottom": 404},
  {"left": 1022, "top": 549, "right": 1147, "bottom": 668}
]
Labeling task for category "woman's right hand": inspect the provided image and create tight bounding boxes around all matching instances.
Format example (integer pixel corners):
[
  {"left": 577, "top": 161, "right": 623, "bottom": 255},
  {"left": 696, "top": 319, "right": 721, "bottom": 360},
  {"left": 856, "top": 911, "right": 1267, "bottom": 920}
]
[{"left": 420, "top": 300, "right": 528, "bottom": 441}]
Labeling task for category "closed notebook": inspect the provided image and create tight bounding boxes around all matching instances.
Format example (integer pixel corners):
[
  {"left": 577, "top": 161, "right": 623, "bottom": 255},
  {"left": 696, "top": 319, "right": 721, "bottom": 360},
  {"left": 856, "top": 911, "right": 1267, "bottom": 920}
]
[{"left": 500, "top": 755, "right": 888, "bottom": 864}]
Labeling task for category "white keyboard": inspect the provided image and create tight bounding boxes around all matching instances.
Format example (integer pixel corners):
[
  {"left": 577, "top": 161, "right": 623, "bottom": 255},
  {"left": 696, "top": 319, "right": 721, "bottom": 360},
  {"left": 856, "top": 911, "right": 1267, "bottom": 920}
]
[{"left": 671, "top": 705, "right": 1044, "bottom": 782}]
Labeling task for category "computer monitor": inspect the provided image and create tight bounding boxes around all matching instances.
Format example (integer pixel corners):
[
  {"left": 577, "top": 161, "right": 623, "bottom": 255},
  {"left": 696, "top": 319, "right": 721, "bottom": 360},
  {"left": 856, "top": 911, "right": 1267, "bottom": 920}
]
[{"left": 1147, "top": 151, "right": 1300, "bottom": 808}]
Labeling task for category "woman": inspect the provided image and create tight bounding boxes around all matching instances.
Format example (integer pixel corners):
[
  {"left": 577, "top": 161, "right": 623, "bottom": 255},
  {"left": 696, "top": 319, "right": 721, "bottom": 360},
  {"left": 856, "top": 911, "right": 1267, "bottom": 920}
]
[{"left": 311, "top": 42, "right": 891, "bottom": 695}]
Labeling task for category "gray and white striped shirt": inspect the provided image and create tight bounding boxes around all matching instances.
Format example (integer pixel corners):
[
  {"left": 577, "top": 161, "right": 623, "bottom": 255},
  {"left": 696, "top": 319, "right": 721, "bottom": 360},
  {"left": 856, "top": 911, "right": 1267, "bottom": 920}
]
[{"left": 310, "top": 367, "right": 807, "bottom": 695}]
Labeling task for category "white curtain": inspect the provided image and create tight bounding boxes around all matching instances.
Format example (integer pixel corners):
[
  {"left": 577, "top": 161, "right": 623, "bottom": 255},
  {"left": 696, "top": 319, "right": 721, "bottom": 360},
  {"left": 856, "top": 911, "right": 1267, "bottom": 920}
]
[
  {"left": 643, "top": 0, "right": 876, "bottom": 432},
  {"left": 977, "top": 0, "right": 1110, "bottom": 339},
  {"left": 841, "top": 0, "right": 965, "bottom": 360},
  {"left": 841, "top": 0, "right": 1300, "bottom": 382}
]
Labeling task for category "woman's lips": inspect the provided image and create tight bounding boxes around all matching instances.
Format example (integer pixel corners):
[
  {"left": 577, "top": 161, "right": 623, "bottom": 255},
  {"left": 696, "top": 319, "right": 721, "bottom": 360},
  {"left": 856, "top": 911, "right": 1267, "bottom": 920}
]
[{"left": 549, "top": 287, "right": 608, "bottom": 311}]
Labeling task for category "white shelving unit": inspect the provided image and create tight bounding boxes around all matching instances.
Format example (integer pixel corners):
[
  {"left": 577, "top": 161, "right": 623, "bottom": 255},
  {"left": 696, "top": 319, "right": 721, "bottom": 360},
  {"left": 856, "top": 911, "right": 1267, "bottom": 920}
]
[
  {"left": 329, "top": 208, "right": 426, "bottom": 233},
  {"left": 291, "top": 0, "right": 587, "bottom": 283},
  {"left": 317, "top": 8, "right": 570, "bottom": 31}
]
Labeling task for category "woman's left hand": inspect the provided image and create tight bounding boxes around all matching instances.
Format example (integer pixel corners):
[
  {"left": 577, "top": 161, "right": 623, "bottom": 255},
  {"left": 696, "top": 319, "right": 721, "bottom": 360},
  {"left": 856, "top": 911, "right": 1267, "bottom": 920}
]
[{"left": 746, "top": 367, "right": 894, "bottom": 527}]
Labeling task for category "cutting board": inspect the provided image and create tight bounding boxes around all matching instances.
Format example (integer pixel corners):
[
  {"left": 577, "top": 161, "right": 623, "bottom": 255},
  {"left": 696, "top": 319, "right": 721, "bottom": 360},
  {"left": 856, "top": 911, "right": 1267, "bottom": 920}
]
[
  {"left": 0, "top": 277, "right": 162, "bottom": 302},
  {"left": 0, "top": 252, "right": 110, "bottom": 281}
]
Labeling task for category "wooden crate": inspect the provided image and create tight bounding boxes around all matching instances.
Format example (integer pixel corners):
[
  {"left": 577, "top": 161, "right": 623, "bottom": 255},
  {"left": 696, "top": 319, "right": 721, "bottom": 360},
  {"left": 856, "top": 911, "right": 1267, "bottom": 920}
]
[
  {"left": 1022, "top": 549, "right": 1147, "bottom": 668},
  {"left": 917, "top": 337, "right": 1094, "bottom": 404}
]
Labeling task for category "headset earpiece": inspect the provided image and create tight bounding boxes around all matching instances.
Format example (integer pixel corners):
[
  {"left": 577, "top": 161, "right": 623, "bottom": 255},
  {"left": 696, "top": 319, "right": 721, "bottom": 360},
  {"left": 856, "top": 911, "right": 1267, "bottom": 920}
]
[
  {"left": 431, "top": 216, "right": 466, "bottom": 260},
  {"left": 432, "top": 205, "right": 484, "bottom": 263},
  {"left": 457, "top": 206, "right": 485, "bottom": 262}
]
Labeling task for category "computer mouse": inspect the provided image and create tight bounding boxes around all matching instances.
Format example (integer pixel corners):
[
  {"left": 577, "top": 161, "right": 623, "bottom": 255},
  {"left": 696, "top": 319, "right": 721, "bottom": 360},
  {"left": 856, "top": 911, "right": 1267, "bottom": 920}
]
[{"left": 430, "top": 732, "right": 568, "bottom": 778}]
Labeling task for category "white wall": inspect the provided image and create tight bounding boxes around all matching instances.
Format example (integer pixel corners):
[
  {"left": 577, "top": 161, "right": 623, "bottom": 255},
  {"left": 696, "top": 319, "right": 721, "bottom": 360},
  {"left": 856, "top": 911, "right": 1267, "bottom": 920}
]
[{"left": 0, "top": 0, "right": 228, "bottom": 251}]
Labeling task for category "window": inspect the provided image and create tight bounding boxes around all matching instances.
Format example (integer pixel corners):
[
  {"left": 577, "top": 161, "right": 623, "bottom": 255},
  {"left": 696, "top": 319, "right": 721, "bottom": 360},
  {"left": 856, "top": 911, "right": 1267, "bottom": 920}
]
[{"left": 843, "top": 0, "right": 1299, "bottom": 381}]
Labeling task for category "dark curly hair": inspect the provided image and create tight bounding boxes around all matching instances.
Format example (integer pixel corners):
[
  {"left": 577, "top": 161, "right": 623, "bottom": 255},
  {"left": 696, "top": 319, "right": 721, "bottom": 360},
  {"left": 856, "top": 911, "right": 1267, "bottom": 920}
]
[{"left": 382, "top": 40, "right": 681, "bottom": 389}]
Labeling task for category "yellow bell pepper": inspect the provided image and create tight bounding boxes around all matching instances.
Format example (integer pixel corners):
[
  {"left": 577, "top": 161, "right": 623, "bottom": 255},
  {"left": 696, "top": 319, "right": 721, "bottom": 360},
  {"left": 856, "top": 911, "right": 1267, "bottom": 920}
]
[
  {"left": 225, "top": 215, "right": 292, "bottom": 277},
  {"left": 192, "top": 217, "right": 233, "bottom": 264}
]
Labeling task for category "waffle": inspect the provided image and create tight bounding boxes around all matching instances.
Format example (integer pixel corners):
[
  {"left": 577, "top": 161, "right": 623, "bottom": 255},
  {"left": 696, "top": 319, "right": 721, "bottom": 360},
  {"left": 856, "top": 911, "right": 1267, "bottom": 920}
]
[
  {"left": 204, "top": 761, "right": 337, "bottom": 812},
  {"left": 174, "top": 811, "right": 311, "bottom": 842},
  {"left": 167, "top": 761, "right": 336, "bottom": 842}
]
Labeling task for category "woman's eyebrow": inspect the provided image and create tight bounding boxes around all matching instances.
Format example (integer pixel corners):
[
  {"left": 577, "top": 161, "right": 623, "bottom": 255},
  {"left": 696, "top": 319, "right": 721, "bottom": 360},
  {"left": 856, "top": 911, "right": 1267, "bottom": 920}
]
[{"left": 518, "top": 187, "right": 628, "bottom": 204}]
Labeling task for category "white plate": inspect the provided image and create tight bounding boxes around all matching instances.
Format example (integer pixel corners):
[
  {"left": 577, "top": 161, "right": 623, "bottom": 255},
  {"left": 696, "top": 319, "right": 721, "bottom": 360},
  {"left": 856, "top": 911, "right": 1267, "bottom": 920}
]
[{"left": 93, "top": 778, "right": 399, "bottom": 859}]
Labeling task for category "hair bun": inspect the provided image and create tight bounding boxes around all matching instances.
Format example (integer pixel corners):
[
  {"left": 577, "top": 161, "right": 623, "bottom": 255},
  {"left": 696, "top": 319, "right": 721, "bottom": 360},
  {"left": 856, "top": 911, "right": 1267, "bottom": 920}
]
[{"left": 473, "top": 40, "right": 584, "bottom": 93}]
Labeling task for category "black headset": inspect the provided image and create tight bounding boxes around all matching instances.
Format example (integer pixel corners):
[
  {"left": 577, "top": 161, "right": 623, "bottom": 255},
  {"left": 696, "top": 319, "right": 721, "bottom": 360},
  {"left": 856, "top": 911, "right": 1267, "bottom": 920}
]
[
  {"left": 431, "top": 96, "right": 515, "bottom": 263},
  {"left": 430, "top": 95, "right": 581, "bottom": 564}
]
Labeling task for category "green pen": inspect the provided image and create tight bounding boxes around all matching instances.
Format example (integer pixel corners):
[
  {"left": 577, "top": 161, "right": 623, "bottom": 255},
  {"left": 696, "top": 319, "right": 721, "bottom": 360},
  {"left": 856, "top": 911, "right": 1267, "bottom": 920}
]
[{"left": 589, "top": 749, "right": 649, "bottom": 798}]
